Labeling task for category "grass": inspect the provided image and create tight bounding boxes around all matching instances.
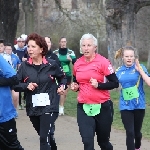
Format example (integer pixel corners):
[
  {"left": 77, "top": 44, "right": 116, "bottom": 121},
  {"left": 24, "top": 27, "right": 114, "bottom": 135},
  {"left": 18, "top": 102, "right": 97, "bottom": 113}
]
[
  {"left": 64, "top": 90, "right": 78, "bottom": 117},
  {"left": 64, "top": 84, "right": 150, "bottom": 140}
]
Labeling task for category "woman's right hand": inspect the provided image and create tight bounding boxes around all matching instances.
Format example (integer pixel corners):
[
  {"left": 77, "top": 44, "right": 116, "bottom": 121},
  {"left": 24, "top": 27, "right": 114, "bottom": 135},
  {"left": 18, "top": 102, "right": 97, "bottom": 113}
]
[
  {"left": 70, "top": 82, "right": 79, "bottom": 92},
  {"left": 27, "top": 82, "right": 38, "bottom": 91}
]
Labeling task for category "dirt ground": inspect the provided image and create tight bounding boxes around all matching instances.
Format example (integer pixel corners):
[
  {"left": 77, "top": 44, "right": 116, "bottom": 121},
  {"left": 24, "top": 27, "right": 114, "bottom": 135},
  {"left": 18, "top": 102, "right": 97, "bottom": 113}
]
[{"left": 16, "top": 110, "right": 150, "bottom": 150}]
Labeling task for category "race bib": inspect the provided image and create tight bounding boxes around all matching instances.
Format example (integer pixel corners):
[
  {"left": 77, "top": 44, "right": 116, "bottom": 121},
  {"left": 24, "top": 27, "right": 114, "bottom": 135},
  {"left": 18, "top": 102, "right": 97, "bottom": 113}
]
[
  {"left": 32, "top": 93, "right": 50, "bottom": 107},
  {"left": 122, "top": 86, "right": 139, "bottom": 101},
  {"left": 83, "top": 104, "right": 101, "bottom": 116},
  {"left": 63, "top": 65, "right": 69, "bottom": 72}
]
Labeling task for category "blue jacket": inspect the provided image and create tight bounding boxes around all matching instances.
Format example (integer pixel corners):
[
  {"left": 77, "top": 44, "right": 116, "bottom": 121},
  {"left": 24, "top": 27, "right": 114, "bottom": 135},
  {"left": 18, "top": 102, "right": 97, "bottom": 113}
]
[
  {"left": 11, "top": 53, "right": 21, "bottom": 71},
  {"left": 116, "top": 64, "right": 148, "bottom": 110},
  {"left": 13, "top": 46, "right": 27, "bottom": 62},
  {"left": 0, "top": 55, "right": 17, "bottom": 123}
]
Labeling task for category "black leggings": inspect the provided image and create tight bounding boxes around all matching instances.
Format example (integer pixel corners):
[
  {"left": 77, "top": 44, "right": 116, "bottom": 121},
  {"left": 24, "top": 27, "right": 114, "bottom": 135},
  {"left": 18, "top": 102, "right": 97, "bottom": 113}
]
[
  {"left": 29, "top": 113, "right": 58, "bottom": 150},
  {"left": 77, "top": 100, "right": 114, "bottom": 150},
  {"left": 121, "top": 109, "right": 145, "bottom": 150},
  {"left": 0, "top": 118, "right": 24, "bottom": 150}
]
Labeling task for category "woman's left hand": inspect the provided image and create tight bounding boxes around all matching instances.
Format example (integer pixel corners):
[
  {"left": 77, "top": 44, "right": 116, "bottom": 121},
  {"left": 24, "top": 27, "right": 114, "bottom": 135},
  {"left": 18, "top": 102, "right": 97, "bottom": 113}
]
[
  {"left": 90, "top": 77, "right": 98, "bottom": 88},
  {"left": 57, "top": 85, "right": 65, "bottom": 95}
]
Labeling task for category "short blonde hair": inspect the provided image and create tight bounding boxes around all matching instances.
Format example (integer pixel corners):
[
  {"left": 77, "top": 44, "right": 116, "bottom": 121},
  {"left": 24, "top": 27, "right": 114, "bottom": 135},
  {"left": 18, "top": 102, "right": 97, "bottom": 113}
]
[{"left": 80, "top": 33, "right": 97, "bottom": 47}]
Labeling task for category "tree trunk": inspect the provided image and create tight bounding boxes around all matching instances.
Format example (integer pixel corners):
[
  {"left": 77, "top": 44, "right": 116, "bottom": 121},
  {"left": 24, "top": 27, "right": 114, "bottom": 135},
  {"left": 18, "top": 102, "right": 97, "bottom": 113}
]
[
  {"left": 22, "top": 0, "right": 34, "bottom": 35},
  {"left": 147, "top": 50, "right": 150, "bottom": 69},
  {"left": 0, "top": 0, "right": 19, "bottom": 44},
  {"left": 146, "top": 18, "right": 150, "bottom": 69},
  {"left": 147, "top": 22, "right": 150, "bottom": 69},
  {"left": 105, "top": 0, "right": 150, "bottom": 68}
]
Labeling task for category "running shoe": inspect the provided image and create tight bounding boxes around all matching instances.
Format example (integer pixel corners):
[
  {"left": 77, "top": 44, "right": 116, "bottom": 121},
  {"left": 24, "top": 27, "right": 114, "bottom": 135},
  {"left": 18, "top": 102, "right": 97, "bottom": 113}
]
[
  {"left": 59, "top": 105, "right": 64, "bottom": 116},
  {"left": 19, "top": 105, "right": 24, "bottom": 110}
]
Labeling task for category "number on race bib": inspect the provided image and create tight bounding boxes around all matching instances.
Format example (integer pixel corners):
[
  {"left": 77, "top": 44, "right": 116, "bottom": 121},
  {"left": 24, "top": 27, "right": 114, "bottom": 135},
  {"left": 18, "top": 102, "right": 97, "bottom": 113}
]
[{"left": 122, "top": 86, "right": 139, "bottom": 101}]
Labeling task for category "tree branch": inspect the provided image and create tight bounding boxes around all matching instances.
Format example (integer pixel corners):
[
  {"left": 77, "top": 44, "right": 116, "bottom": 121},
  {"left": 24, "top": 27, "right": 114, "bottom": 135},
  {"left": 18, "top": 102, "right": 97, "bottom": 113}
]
[{"left": 135, "top": 1, "right": 150, "bottom": 13}]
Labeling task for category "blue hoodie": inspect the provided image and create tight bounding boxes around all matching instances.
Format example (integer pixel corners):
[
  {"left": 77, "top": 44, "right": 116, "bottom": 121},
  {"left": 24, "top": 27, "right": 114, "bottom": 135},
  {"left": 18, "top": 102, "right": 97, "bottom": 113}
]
[{"left": 0, "top": 55, "right": 17, "bottom": 123}]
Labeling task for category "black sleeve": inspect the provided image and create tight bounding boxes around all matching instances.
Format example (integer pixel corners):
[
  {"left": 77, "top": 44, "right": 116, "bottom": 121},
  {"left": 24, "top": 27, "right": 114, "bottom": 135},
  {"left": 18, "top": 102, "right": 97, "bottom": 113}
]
[
  {"left": 51, "top": 54, "right": 69, "bottom": 89},
  {"left": 97, "top": 73, "right": 119, "bottom": 90},
  {"left": 50, "top": 53, "right": 62, "bottom": 68},
  {"left": 13, "top": 64, "right": 29, "bottom": 92},
  {"left": 0, "top": 75, "right": 19, "bottom": 86},
  {"left": 54, "top": 62, "right": 68, "bottom": 89},
  {"left": 73, "top": 75, "right": 79, "bottom": 84},
  {"left": 72, "top": 75, "right": 79, "bottom": 91},
  {"left": 54, "top": 54, "right": 62, "bottom": 68},
  {"left": 72, "top": 58, "right": 76, "bottom": 65}
]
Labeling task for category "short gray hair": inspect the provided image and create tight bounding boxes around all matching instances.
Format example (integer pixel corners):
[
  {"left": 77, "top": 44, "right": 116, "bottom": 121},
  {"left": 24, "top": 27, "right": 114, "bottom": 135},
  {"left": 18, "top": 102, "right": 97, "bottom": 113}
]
[{"left": 80, "top": 33, "right": 98, "bottom": 47}]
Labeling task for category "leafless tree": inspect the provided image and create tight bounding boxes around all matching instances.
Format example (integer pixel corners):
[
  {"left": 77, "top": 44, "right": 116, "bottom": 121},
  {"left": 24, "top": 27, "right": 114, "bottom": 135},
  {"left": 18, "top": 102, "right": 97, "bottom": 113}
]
[
  {"left": 106, "top": 0, "right": 150, "bottom": 67},
  {"left": 54, "top": 0, "right": 107, "bottom": 56},
  {"left": 0, "top": 0, "right": 19, "bottom": 44}
]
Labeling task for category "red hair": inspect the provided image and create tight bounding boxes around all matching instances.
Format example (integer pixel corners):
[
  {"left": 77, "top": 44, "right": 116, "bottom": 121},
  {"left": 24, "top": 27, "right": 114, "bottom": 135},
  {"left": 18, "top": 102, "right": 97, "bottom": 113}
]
[{"left": 26, "top": 33, "right": 48, "bottom": 56}]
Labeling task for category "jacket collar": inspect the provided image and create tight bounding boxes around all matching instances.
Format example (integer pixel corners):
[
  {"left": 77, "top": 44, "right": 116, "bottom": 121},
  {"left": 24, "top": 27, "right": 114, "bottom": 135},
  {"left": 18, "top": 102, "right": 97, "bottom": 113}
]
[{"left": 27, "top": 56, "right": 48, "bottom": 65}]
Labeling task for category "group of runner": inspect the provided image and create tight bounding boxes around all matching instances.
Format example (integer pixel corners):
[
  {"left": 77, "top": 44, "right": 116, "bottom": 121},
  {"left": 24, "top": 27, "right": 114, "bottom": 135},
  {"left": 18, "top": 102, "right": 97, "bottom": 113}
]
[
  {"left": 0, "top": 33, "right": 150, "bottom": 150},
  {"left": 0, "top": 33, "right": 76, "bottom": 150}
]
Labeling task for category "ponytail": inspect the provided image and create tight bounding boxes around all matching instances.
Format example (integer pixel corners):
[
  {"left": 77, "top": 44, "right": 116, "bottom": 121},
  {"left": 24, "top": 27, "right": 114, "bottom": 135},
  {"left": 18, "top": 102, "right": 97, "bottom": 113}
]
[{"left": 115, "top": 48, "right": 123, "bottom": 59}]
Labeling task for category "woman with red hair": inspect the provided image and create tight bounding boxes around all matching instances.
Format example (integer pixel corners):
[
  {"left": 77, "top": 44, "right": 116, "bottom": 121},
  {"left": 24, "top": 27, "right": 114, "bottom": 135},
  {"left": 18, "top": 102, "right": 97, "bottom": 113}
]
[{"left": 14, "top": 33, "right": 66, "bottom": 150}]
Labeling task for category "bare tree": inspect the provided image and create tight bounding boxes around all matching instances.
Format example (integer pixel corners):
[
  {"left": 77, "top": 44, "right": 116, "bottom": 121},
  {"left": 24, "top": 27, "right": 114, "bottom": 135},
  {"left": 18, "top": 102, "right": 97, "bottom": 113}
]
[
  {"left": 105, "top": 0, "right": 150, "bottom": 67},
  {"left": 54, "top": 0, "right": 107, "bottom": 56},
  {"left": 0, "top": 0, "right": 19, "bottom": 44},
  {"left": 145, "top": 9, "right": 150, "bottom": 69},
  {"left": 22, "top": 0, "right": 34, "bottom": 35},
  {"left": 54, "top": 0, "right": 105, "bottom": 32}
]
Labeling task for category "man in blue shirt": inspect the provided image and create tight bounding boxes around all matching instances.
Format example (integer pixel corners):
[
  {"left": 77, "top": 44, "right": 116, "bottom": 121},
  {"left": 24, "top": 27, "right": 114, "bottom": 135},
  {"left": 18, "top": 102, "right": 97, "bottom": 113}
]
[{"left": 0, "top": 55, "right": 24, "bottom": 150}]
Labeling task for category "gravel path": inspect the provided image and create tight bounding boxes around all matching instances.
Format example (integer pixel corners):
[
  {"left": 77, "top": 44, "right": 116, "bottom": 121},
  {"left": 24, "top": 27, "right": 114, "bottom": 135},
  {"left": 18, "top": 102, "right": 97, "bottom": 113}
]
[{"left": 16, "top": 110, "right": 150, "bottom": 150}]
